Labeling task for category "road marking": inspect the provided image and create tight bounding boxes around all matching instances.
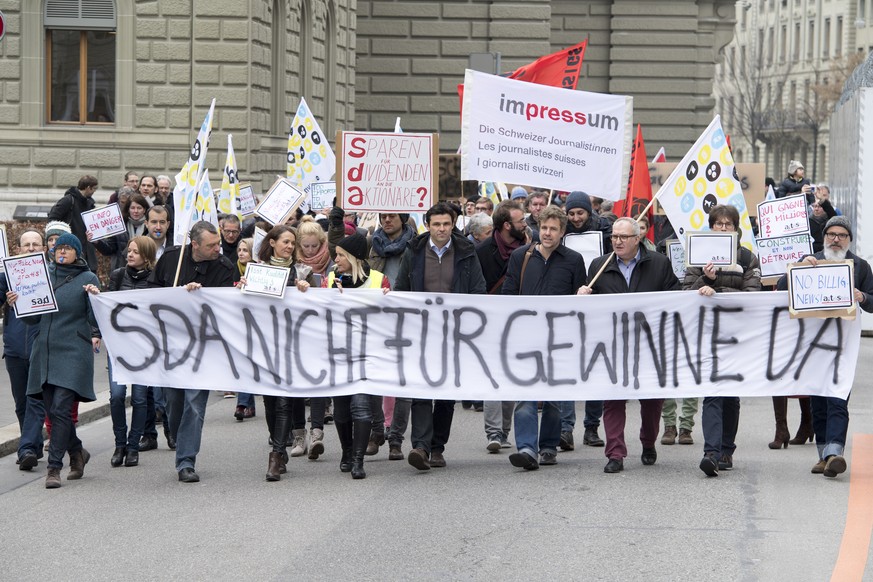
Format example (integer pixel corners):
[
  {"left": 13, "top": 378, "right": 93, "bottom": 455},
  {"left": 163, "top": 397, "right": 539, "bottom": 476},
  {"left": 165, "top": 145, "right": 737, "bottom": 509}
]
[{"left": 832, "top": 434, "right": 873, "bottom": 582}]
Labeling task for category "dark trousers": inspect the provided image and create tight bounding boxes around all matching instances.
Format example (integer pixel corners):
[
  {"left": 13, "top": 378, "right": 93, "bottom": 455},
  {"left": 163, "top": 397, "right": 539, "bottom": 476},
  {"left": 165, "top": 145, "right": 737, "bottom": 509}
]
[
  {"left": 603, "top": 399, "right": 664, "bottom": 461},
  {"left": 701, "top": 396, "right": 740, "bottom": 457},
  {"left": 333, "top": 394, "right": 373, "bottom": 423},
  {"left": 290, "top": 397, "right": 306, "bottom": 430},
  {"left": 5, "top": 356, "right": 29, "bottom": 432},
  {"left": 42, "top": 384, "right": 83, "bottom": 469},
  {"left": 812, "top": 395, "right": 850, "bottom": 458},
  {"left": 263, "top": 395, "right": 292, "bottom": 452},
  {"left": 143, "top": 386, "right": 167, "bottom": 440},
  {"left": 410, "top": 399, "right": 455, "bottom": 455}
]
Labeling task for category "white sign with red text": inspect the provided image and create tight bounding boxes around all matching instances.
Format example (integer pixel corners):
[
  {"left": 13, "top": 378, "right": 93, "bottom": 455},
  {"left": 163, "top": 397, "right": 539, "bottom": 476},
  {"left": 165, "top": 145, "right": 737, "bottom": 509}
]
[
  {"left": 3, "top": 253, "right": 57, "bottom": 318},
  {"left": 82, "top": 203, "right": 126, "bottom": 242}
]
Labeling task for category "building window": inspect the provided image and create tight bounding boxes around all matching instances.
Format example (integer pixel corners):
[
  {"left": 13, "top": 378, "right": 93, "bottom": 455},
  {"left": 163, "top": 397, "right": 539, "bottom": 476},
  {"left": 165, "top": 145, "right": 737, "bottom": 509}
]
[
  {"left": 823, "top": 18, "right": 830, "bottom": 58},
  {"left": 780, "top": 24, "right": 787, "bottom": 62},
  {"left": 794, "top": 22, "right": 800, "bottom": 60},
  {"left": 767, "top": 27, "right": 774, "bottom": 65},
  {"left": 836, "top": 16, "right": 843, "bottom": 56},
  {"left": 808, "top": 20, "right": 815, "bottom": 60},
  {"left": 45, "top": 0, "right": 117, "bottom": 124}
]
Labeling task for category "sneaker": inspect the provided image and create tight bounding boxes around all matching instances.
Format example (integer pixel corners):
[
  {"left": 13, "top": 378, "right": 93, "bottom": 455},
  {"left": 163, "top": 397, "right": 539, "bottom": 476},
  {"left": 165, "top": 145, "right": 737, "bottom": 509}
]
[
  {"left": 539, "top": 451, "right": 557, "bottom": 465},
  {"left": 486, "top": 437, "right": 502, "bottom": 453},
  {"left": 661, "top": 425, "right": 677, "bottom": 445},
  {"left": 388, "top": 445, "right": 403, "bottom": 461},
  {"left": 223, "top": 392, "right": 235, "bottom": 399},
  {"left": 677, "top": 428, "right": 694, "bottom": 445},
  {"left": 823, "top": 455, "right": 847, "bottom": 478},
  {"left": 811, "top": 459, "right": 827, "bottom": 474},
  {"left": 699, "top": 454, "right": 719, "bottom": 477},
  {"left": 500, "top": 437, "right": 512, "bottom": 449},
  {"left": 582, "top": 427, "right": 605, "bottom": 447},
  {"left": 718, "top": 455, "right": 733, "bottom": 471},
  {"left": 559, "top": 431, "right": 575, "bottom": 451}
]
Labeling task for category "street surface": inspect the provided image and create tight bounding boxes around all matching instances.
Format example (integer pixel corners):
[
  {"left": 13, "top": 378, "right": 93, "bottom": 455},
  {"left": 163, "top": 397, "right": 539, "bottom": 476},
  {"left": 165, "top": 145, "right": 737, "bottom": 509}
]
[{"left": 0, "top": 343, "right": 872, "bottom": 581}]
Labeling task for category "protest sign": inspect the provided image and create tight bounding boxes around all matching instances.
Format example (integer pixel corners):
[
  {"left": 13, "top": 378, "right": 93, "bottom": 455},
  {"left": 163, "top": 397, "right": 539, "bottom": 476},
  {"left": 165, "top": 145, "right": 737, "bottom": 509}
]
[
  {"left": 666, "top": 239, "right": 686, "bottom": 280},
  {"left": 3, "top": 253, "right": 57, "bottom": 318},
  {"left": 242, "top": 263, "right": 291, "bottom": 298},
  {"left": 756, "top": 234, "right": 813, "bottom": 281},
  {"left": 337, "top": 131, "right": 438, "bottom": 212},
  {"left": 685, "top": 232, "right": 737, "bottom": 267},
  {"left": 460, "top": 70, "right": 633, "bottom": 198},
  {"left": 252, "top": 227, "right": 267, "bottom": 260},
  {"left": 0, "top": 225, "right": 8, "bottom": 270},
  {"left": 82, "top": 203, "right": 125, "bottom": 242},
  {"left": 562, "top": 232, "right": 603, "bottom": 271},
  {"left": 237, "top": 183, "right": 257, "bottom": 216},
  {"left": 757, "top": 194, "right": 809, "bottom": 238},
  {"left": 787, "top": 260, "right": 856, "bottom": 319},
  {"left": 256, "top": 178, "right": 307, "bottom": 226},
  {"left": 308, "top": 181, "right": 336, "bottom": 211},
  {"left": 91, "top": 288, "right": 860, "bottom": 400}
]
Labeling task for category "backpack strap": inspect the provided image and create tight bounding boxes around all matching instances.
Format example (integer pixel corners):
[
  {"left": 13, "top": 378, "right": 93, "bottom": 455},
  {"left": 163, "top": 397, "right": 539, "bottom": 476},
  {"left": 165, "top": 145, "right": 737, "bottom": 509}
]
[{"left": 517, "top": 244, "right": 536, "bottom": 294}]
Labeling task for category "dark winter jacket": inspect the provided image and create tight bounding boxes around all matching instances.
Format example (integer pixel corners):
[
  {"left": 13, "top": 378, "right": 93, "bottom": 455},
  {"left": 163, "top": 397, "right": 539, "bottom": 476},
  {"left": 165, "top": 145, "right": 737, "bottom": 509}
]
[
  {"left": 394, "top": 231, "right": 486, "bottom": 294},
  {"left": 475, "top": 233, "right": 519, "bottom": 294},
  {"left": 47, "top": 187, "right": 98, "bottom": 271},
  {"left": 587, "top": 245, "right": 680, "bottom": 294},
  {"left": 776, "top": 176, "right": 812, "bottom": 202},
  {"left": 683, "top": 246, "right": 762, "bottom": 293},
  {"left": 565, "top": 213, "right": 613, "bottom": 254},
  {"left": 501, "top": 243, "right": 586, "bottom": 296},
  {"left": 148, "top": 245, "right": 239, "bottom": 288},
  {"left": 109, "top": 265, "right": 153, "bottom": 292}
]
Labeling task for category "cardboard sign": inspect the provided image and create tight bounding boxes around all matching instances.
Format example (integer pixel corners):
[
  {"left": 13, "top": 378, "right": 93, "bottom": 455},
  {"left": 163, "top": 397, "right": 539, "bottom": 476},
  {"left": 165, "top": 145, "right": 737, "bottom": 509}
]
[
  {"left": 2, "top": 252, "right": 57, "bottom": 318},
  {"left": 685, "top": 232, "right": 737, "bottom": 267},
  {"left": 562, "top": 232, "right": 604, "bottom": 272},
  {"left": 82, "top": 203, "right": 126, "bottom": 242},
  {"left": 237, "top": 182, "right": 257, "bottom": 216},
  {"left": 787, "top": 260, "right": 855, "bottom": 318},
  {"left": 666, "top": 239, "right": 686, "bottom": 280},
  {"left": 337, "top": 131, "right": 438, "bottom": 212},
  {"left": 756, "top": 233, "right": 813, "bottom": 280},
  {"left": 307, "top": 181, "right": 336, "bottom": 211},
  {"left": 242, "top": 263, "right": 291, "bottom": 298},
  {"left": 252, "top": 227, "right": 268, "bottom": 261},
  {"left": 757, "top": 194, "right": 809, "bottom": 238},
  {"left": 255, "top": 178, "right": 306, "bottom": 226}
]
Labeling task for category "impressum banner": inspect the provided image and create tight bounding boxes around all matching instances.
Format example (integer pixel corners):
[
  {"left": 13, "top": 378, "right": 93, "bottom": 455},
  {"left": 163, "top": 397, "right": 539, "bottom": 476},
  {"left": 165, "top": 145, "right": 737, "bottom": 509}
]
[{"left": 90, "top": 288, "right": 860, "bottom": 400}]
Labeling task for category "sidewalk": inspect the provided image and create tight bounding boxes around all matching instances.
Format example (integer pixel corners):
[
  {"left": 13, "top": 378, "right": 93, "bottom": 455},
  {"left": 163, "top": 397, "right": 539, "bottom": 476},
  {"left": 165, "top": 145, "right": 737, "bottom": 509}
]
[{"left": 0, "top": 351, "right": 113, "bottom": 458}]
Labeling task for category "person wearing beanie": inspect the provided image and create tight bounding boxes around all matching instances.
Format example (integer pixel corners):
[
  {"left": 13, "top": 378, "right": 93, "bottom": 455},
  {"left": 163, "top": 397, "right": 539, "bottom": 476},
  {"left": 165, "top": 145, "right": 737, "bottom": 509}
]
[
  {"left": 776, "top": 159, "right": 813, "bottom": 201},
  {"left": 45, "top": 221, "right": 72, "bottom": 259},
  {"left": 10, "top": 223, "right": 101, "bottom": 488},
  {"left": 776, "top": 213, "right": 873, "bottom": 479},
  {"left": 563, "top": 190, "right": 613, "bottom": 253},
  {"left": 510, "top": 186, "right": 528, "bottom": 200}
]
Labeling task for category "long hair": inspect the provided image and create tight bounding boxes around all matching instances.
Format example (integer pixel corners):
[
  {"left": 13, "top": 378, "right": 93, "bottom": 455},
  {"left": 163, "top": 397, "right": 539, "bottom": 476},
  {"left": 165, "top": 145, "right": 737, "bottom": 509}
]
[
  {"left": 128, "top": 236, "right": 157, "bottom": 270},
  {"left": 258, "top": 225, "right": 297, "bottom": 264}
]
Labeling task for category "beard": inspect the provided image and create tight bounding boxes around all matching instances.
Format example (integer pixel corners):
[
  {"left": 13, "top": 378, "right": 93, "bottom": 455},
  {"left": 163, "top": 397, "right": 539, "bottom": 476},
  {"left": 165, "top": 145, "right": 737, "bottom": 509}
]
[
  {"left": 508, "top": 224, "right": 527, "bottom": 242},
  {"left": 823, "top": 246, "right": 848, "bottom": 260}
]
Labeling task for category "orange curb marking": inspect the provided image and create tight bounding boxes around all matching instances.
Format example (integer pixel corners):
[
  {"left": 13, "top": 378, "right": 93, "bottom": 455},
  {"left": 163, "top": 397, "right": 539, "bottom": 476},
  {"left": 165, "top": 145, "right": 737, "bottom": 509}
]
[{"left": 831, "top": 434, "right": 873, "bottom": 582}]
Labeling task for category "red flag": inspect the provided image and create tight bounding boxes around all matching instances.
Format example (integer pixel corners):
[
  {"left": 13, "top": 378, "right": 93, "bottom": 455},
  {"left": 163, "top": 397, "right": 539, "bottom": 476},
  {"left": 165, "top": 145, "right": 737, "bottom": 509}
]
[
  {"left": 612, "top": 125, "right": 654, "bottom": 241},
  {"left": 458, "top": 40, "right": 588, "bottom": 118},
  {"left": 650, "top": 147, "right": 666, "bottom": 163}
]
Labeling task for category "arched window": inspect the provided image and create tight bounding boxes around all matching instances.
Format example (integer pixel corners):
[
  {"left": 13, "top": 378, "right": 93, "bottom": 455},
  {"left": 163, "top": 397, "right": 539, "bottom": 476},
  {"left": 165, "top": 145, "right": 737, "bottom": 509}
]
[
  {"left": 45, "top": 0, "right": 117, "bottom": 124},
  {"left": 271, "top": 0, "right": 287, "bottom": 135}
]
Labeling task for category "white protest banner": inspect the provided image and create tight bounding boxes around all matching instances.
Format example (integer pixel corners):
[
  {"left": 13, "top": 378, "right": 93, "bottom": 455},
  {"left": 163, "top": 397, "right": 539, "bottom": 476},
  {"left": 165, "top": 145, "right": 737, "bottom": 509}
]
[
  {"left": 757, "top": 194, "right": 809, "bottom": 239},
  {"left": 338, "top": 131, "right": 438, "bottom": 212},
  {"left": 3, "top": 253, "right": 57, "bottom": 317},
  {"left": 787, "top": 260, "right": 855, "bottom": 317},
  {"left": 242, "top": 263, "right": 291, "bottom": 298},
  {"left": 90, "top": 288, "right": 860, "bottom": 400},
  {"left": 460, "top": 70, "right": 633, "bottom": 199},
  {"left": 307, "top": 181, "right": 336, "bottom": 211},
  {"left": 237, "top": 183, "right": 257, "bottom": 216},
  {"left": 81, "top": 203, "right": 125, "bottom": 242},
  {"left": 252, "top": 227, "right": 267, "bottom": 260},
  {"left": 756, "top": 234, "right": 813, "bottom": 279},
  {"left": 256, "top": 178, "right": 306, "bottom": 226},
  {"left": 685, "top": 232, "right": 737, "bottom": 267},
  {"left": 287, "top": 97, "right": 335, "bottom": 187},
  {"left": 666, "top": 240, "right": 686, "bottom": 279},
  {"left": 562, "top": 232, "right": 603, "bottom": 271}
]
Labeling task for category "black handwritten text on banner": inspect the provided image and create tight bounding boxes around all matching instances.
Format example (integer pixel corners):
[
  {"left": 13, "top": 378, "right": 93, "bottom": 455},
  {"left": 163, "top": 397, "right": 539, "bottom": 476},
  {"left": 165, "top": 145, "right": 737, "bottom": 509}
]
[{"left": 89, "top": 289, "right": 860, "bottom": 400}]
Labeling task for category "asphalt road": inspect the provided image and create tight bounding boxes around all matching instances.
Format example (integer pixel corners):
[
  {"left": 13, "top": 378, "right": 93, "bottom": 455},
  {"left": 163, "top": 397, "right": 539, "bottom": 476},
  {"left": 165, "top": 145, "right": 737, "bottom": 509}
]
[{"left": 0, "top": 342, "right": 872, "bottom": 581}]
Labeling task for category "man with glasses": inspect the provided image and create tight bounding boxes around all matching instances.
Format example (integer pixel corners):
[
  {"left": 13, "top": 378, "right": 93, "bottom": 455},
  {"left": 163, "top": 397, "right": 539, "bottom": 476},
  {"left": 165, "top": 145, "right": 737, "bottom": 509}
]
[
  {"left": 219, "top": 214, "right": 243, "bottom": 264},
  {"left": 777, "top": 216, "right": 873, "bottom": 478},
  {"left": 578, "top": 217, "right": 680, "bottom": 473},
  {"left": 475, "top": 198, "right": 494, "bottom": 216}
]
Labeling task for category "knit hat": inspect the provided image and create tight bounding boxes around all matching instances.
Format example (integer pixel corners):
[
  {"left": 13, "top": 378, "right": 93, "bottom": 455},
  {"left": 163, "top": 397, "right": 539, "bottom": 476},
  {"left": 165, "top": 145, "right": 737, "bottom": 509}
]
[
  {"left": 787, "top": 160, "right": 804, "bottom": 175},
  {"left": 510, "top": 186, "right": 528, "bottom": 200},
  {"left": 564, "top": 191, "right": 593, "bottom": 215},
  {"left": 45, "top": 221, "right": 72, "bottom": 239},
  {"left": 824, "top": 216, "right": 853, "bottom": 240},
  {"left": 54, "top": 233, "right": 83, "bottom": 255},
  {"left": 337, "top": 233, "right": 368, "bottom": 261}
]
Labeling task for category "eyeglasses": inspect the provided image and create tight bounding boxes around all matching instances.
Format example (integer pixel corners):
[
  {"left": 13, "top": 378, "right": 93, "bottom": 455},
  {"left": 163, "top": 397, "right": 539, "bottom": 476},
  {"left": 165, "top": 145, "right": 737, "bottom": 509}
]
[
  {"left": 825, "top": 232, "right": 849, "bottom": 241},
  {"left": 610, "top": 234, "right": 638, "bottom": 242},
  {"left": 713, "top": 221, "right": 735, "bottom": 228},
  {"left": 222, "top": 229, "right": 240, "bottom": 236}
]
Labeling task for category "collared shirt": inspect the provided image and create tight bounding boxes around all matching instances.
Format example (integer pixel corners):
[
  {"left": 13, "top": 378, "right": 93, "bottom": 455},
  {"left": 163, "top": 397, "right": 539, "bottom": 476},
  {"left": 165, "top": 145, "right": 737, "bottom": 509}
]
[
  {"left": 429, "top": 236, "right": 453, "bottom": 260},
  {"left": 617, "top": 248, "right": 641, "bottom": 287}
]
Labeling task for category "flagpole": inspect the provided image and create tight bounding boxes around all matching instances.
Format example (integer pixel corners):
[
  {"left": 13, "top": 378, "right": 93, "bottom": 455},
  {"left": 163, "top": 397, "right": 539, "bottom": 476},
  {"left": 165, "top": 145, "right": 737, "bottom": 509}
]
[
  {"left": 547, "top": 189, "right": 554, "bottom": 205},
  {"left": 172, "top": 209, "right": 195, "bottom": 288}
]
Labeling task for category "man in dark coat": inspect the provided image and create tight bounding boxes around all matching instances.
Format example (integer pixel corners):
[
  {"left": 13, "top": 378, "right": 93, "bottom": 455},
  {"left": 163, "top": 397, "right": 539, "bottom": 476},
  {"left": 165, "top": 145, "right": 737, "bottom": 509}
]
[
  {"left": 777, "top": 216, "right": 873, "bottom": 478},
  {"left": 47, "top": 175, "right": 99, "bottom": 271},
  {"left": 395, "top": 202, "right": 486, "bottom": 470},
  {"left": 579, "top": 217, "right": 680, "bottom": 473},
  {"left": 148, "top": 221, "right": 239, "bottom": 483}
]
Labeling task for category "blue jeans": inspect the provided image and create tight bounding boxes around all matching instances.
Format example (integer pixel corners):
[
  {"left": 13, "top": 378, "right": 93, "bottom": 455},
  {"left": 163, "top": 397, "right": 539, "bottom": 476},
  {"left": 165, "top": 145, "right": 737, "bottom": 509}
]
[
  {"left": 144, "top": 386, "right": 168, "bottom": 440},
  {"left": 108, "top": 361, "right": 149, "bottom": 450},
  {"left": 812, "top": 395, "right": 850, "bottom": 459},
  {"left": 559, "top": 401, "right": 603, "bottom": 432},
  {"left": 5, "top": 355, "right": 29, "bottom": 432},
  {"left": 387, "top": 398, "right": 411, "bottom": 446},
  {"left": 701, "top": 396, "right": 740, "bottom": 457},
  {"left": 514, "top": 400, "right": 561, "bottom": 458},
  {"left": 42, "top": 384, "right": 83, "bottom": 470},
  {"left": 164, "top": 388, "right": 210, "bottom": 472},
  {"left": 237, "top": 392, "right": 255, "bottom": 408},
  {"left": 18, "top": 395, "right": 46, "bottom": 459}
]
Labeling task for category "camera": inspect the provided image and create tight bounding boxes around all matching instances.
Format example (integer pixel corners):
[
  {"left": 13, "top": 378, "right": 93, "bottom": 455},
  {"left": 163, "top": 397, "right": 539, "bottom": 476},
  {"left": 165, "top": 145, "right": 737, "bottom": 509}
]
[{"left": 809, "top": 185, "right": 816, "bottom": 194}]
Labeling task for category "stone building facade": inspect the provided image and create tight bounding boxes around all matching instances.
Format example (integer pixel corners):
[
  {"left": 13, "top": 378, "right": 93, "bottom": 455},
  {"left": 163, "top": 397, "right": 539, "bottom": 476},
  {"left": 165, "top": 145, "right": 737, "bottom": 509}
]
[{"left": 0, "top": 0, "right": 736, "bottom": 215}]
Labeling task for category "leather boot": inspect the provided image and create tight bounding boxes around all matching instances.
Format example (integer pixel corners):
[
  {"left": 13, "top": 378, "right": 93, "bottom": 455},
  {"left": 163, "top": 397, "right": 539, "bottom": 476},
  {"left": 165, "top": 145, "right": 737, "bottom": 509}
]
[
  {"left": 45, "top": 467, "right": 61, "bottom": 489},
  {"left": 67, "top": 448, "right": 90, "bottom": 480},
  {"left": 769, "top": 397, "right": 790, "bottom": 449},
  {"left": 335, "top": 421, "right": 353, "bottom": 472},
  {"left": 352, "top": 420, "right": 370, "bottom": 479},
  {"left": 273, "top": 397, "right": 291, "bottom": 474},
  {"left": 110, "top": 447, "right": 126, "bottom": 468},
  {"left": 164, "top": 424, "right": 176, "bottom": 450},
  {"left": 789, "top": 398, "right": 814, "bottom": 445},
  {"left": 266, "top": 452, "right": 283, "bottom": 482}
]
